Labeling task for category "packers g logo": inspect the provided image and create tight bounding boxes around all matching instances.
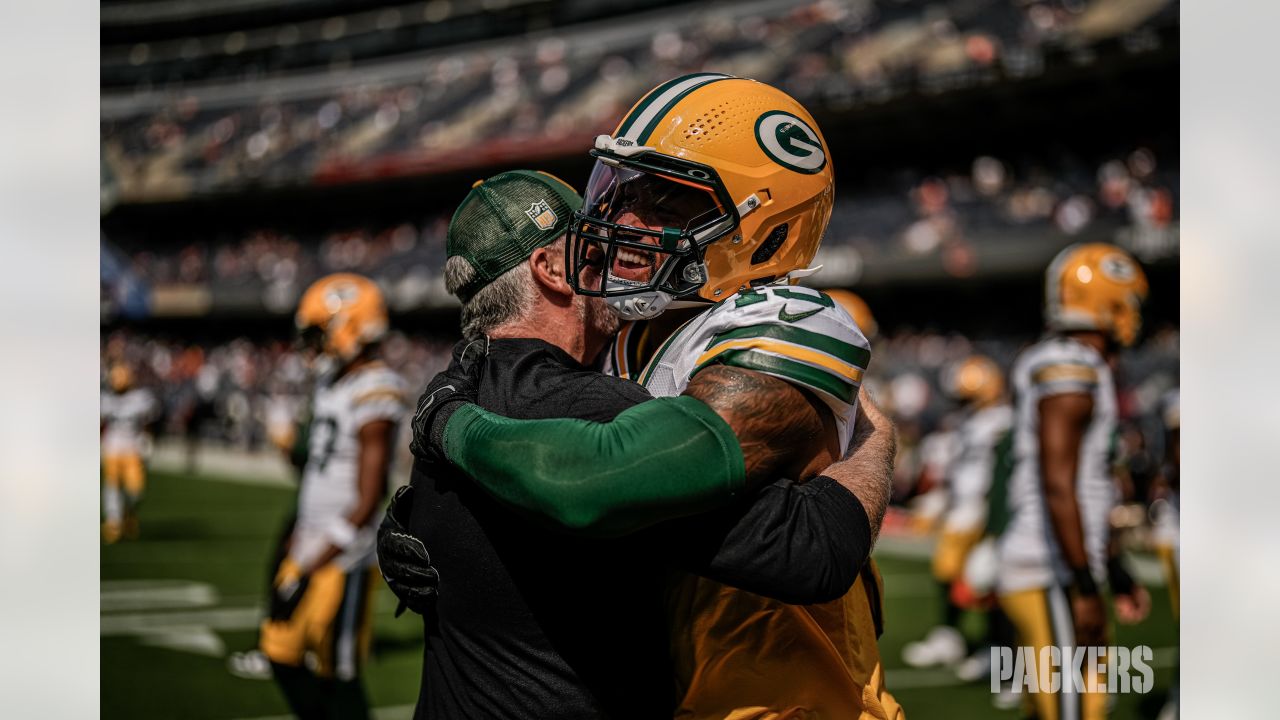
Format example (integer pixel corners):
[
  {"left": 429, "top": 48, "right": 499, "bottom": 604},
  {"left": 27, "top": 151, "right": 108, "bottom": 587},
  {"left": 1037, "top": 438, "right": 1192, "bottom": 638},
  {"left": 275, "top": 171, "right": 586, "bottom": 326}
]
[{"left": 754, "top": 111, "right": 826, "bottom": 174}]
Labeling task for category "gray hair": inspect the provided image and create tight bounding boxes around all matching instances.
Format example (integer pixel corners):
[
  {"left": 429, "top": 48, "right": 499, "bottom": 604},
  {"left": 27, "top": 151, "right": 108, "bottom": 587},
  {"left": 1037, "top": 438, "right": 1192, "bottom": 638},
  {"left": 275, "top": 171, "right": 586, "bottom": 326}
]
[{"left": 446, "top": 255, "right": 535, "bottom": 340}]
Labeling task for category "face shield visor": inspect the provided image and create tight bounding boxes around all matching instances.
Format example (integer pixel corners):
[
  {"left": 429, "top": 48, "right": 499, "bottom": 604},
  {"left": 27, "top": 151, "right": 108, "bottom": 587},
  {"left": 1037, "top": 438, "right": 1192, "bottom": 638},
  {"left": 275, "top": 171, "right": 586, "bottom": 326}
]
[{"left": 566, "top": 150, "right": 740, "bottom": 316}]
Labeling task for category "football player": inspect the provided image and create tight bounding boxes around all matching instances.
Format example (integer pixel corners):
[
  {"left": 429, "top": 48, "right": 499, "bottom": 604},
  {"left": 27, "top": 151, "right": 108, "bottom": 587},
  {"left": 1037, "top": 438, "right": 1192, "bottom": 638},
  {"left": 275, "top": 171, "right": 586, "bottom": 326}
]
[
  {"left": 259, "top": 273, "right": 408, "bottom": 719},
  {"left": 902, "top": 355, "right": 1014, "bottom": 676},
  {"left": 411, "top": 75, "right": 902, "bottom": 718},
  {"left": 995, "top": 243, "right": 1151, "bottom": 720},
  {"left": 100, "top": 361, "right": 157, "bottom": 543}
]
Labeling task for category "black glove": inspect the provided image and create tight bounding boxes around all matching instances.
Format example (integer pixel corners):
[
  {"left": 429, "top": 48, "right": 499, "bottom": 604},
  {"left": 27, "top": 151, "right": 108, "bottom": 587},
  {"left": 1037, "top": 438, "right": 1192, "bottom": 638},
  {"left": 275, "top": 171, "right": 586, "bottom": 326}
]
[
  {"left": 377, "top": 485, "right": 440, "bottom": 617},
  {"left": 408, "top": 339, "right": 486, "bottom": 464},
  {"left": 268, "top": 560, "right": 310, "bottom": 622},
  {"left": 1107, "top": 555, "right": 1136, "bottom": 597}
]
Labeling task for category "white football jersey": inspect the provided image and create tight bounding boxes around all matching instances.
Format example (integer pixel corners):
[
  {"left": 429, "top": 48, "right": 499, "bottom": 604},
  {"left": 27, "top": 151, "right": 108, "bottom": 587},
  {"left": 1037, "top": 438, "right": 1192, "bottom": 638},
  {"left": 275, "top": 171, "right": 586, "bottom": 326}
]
[
  {"left": 942, "top": 404, "right": 1013, "bottom": 533},
  {"left": 101, "top": 388, "right": 157, "bottom": 456},
  {"left": 614, "top": 285, "right": 870, "bottom": 450},
  {"left": 295, "top": 361, "right": 408, "bottom": 570},
  {"left": 997, "top": 336, "right": 1118, "bottom": 593}
]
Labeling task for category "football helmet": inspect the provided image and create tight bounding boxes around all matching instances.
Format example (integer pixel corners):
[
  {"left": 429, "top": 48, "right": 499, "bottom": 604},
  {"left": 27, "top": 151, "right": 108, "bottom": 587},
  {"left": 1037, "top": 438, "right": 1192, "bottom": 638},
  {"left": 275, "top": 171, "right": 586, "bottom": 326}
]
[
  {"left": 943, "top": 355, "right": 1004, "bottom": 407},
  {"left": 824, "top": 288, "right": 878, "bottom": 340},
  {"left": 295, "top": 273, "right": 388, "bottom": 362},
  {"left": 1045, "top": 243, "right": 1149, "bottom": 346},
  {"left": 108, "top": 363, "right": 133, "bottom": 393},
  {"left": 567, "top": 73, "right": 836, "bottom": 320}
]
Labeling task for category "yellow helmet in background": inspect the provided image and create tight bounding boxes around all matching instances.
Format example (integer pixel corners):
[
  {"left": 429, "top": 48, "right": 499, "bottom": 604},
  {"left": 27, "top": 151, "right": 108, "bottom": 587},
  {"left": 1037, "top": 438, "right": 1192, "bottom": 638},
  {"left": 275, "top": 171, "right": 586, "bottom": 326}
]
[
  {"left": 108, "top": 363, "right": 133, "bottom": 393},
  {"left": 295, "top": 273, "right": 389, "bottom": 362},
  {"left": 824, "top": 288, "right": 878, "bottom": 340},
  {"left": 568, "top": 73, "right": 835, "bottom": 319},
  {"left": 943, "top": 355, "right": 1004, "bottom": 407},
  {"left": 1045, "top": 243, "right": 1149, "bottom": 347}
]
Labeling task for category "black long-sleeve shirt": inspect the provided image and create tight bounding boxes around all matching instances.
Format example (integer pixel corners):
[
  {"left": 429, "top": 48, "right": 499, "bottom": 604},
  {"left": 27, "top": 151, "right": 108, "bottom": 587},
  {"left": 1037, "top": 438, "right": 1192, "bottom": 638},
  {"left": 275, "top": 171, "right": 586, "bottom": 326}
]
[{"left": 408, "top": 338, "right": 869, "bottom": 719}]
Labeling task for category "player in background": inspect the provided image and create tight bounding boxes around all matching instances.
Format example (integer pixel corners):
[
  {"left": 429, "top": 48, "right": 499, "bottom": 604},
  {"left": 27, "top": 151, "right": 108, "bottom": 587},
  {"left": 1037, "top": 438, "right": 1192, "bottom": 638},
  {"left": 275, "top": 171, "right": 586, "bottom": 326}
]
[
  {"left": 902, "top": 355, "right": 1015, "bottom": 679},
  {"left": 101, "top": 362, "right": 157, "bottom": 543},
  {"left": 259, "top": 273, "right": 408, "bottom": 720},
  {"left": 996, "top": 243, "right": 1151, "bottom": 720}
]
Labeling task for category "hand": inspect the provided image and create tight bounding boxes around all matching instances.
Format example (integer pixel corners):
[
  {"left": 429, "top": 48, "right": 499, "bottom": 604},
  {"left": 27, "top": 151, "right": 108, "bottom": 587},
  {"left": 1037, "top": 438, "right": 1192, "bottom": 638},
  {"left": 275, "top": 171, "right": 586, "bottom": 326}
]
[
  {"left": 1071, "top": 592, "right": 1107, "bottom": 647},
  {"left": 269, "top": 558, "right": 310, "bottom": 621},
  {"left": 1114, "top": 585, "right": 1151, "bottom": 624},
  {"left": 377, "top": 485, "right": 440, "bottom": 616},
  {"left": 408, "top": 339, "right": 485, "bottom": 463}
]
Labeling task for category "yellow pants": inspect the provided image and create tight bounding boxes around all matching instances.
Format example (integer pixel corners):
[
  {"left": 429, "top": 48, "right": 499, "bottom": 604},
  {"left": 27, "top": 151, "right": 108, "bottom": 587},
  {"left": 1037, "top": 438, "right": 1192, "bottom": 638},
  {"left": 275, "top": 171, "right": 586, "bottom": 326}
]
[
  {"left": 260, "top": 562, "right": 377, "bottom": 680},
  {"left": 931, "top": 527, "right": 984, "bottom": 584},
  {"left": 670, "top": 560, "right": 904, "bottom": 720},
  {"left": 102, "top": 453, "right": 145, "bottom": 496},
  {"left": 998, "top": 587, "right": 1107, "bottom": 720},
  {"left": 1155, "top": 544, "right": 1179, "bottom": 619}
]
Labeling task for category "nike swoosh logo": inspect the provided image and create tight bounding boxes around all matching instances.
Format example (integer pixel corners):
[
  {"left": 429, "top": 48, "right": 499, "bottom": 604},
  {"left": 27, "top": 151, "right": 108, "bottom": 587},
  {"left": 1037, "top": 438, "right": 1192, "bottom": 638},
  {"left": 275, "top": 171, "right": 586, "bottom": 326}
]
[
  {"left": 413, "top": 384, "right": 456, "bottom": 425},
  {"left": 778, "top": 306, "right": 823, "bottom": 323}
]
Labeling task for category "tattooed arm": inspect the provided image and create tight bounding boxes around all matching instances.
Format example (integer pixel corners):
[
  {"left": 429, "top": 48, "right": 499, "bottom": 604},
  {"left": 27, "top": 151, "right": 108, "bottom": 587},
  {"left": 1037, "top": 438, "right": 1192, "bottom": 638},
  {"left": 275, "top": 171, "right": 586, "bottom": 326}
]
[
  {"left": 685, "top": 365, "right": 895, "bottom": 545},
  {"left": 683, "top": 365, "right": 841, "bottom": 486}
]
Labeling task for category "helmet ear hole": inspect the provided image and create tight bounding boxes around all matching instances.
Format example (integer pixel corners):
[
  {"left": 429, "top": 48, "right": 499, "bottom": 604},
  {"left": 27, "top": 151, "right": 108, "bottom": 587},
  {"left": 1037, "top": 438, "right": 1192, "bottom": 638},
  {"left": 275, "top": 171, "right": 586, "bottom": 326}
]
[{"left": 751, "top": 223, "right": 789, "bottom": 265}]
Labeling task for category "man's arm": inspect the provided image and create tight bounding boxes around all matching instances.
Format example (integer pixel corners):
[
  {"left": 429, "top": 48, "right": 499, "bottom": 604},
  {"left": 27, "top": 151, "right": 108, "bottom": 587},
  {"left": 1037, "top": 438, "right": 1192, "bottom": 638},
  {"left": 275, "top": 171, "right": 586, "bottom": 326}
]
[
  {"left": 681, "top": 365, "right": 837, "bottom": 485},
  {"left": 825, "top": 392, "right": 896, "bottom": 545},
  {"left": 682, "top": 365, "right": 894, "bottom": 544},
  {"left": 440, "top": 396, "right": 747, "bottom": 536},
  {"left": 1040, "top": 393, "right": 1093, "bottom": 576},
  {"left": 1039, "top": 391, "right": 1106, "bottom": 645}
]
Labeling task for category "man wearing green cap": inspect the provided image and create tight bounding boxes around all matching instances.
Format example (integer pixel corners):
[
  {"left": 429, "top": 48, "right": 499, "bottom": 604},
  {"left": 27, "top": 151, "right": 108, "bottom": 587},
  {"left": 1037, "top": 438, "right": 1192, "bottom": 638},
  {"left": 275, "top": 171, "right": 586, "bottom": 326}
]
[{"left": 379, "top": 169, "right": 895, "bottom": 719}]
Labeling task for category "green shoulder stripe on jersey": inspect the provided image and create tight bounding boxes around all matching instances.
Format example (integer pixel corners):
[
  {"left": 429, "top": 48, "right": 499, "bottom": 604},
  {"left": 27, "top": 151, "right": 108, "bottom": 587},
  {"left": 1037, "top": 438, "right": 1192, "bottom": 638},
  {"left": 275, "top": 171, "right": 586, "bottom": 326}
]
[
  {"left": 706, "top": 323, "right": 870, "bottom": 369},
  {"left": 696, "top": 348, "right": 857, "bottom": 404}
]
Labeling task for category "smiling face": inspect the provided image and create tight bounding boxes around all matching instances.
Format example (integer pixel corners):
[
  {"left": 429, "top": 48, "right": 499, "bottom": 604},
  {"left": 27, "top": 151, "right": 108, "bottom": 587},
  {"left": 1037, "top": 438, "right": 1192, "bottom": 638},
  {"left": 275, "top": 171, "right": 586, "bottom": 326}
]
[{"left": 573, "top": 161, "right": 724, "bottom": 295}]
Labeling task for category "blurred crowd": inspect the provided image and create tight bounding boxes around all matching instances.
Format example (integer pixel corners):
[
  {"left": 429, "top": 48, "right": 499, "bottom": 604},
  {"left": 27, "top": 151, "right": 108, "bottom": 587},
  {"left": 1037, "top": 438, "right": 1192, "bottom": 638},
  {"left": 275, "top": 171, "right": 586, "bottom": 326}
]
[
  {"left": 100, "top": 330, "right": 454, "bottom": 454},
  {"left": 104, "top": 145, "right": 1178, "bottom": 317},
  {"left": 100, "top": 321, "right": 1179, "bottom": 510},
  {"left": 101, "top": 0, "right": 1176, "bottom": 201}
]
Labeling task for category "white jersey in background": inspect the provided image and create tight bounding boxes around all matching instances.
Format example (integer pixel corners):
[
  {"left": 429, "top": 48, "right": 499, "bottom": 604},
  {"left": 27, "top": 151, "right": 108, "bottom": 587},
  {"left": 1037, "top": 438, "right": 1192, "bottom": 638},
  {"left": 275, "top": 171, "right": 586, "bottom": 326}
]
[
  {"left": 294, "top": 362, "right": 408, "bottom": 571},
  {"left": 943, "top": 403, "right": 1013, "bottom": 533},
  {"left": 620, "top": 285, "right": 870, "bottom": 449},
  {"left": 101, "top": 388, "right": 157, "bottom": 456},
  {"left": 998, "top": 336, "right": 1118, "bottom": 593}
]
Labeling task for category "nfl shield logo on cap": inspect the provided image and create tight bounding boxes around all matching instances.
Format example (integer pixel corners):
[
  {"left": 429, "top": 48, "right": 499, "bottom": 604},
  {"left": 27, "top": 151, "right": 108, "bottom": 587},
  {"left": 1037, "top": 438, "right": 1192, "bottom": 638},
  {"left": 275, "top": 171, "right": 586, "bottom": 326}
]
[{"left": 525, "top": 199, "right": 557, "bottom": 231}]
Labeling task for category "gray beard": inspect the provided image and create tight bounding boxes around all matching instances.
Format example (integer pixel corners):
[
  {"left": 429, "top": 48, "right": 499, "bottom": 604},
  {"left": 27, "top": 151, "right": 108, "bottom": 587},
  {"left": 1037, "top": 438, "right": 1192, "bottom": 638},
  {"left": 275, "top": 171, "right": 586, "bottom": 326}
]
[{"left": 580, "top": 294, "right": 621, "bottom": 348}]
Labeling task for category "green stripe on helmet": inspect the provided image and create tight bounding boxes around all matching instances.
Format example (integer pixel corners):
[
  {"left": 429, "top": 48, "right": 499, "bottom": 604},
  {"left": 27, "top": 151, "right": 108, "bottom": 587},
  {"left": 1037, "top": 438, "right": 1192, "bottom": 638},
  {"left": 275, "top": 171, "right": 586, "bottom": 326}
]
[
  {"left": 634, "top": 75, "right": 733, "bottom": 145},
  {"left": 616, "top": 73, "right": 733, "bottom": 141}
]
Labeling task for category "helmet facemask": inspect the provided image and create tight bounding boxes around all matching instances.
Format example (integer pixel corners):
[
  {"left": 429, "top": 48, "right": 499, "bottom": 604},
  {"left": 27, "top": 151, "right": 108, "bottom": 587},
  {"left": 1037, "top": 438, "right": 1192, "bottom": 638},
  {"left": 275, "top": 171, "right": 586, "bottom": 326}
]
[{"left": 567, "top": 149, "right": 740, "bottom": 320}]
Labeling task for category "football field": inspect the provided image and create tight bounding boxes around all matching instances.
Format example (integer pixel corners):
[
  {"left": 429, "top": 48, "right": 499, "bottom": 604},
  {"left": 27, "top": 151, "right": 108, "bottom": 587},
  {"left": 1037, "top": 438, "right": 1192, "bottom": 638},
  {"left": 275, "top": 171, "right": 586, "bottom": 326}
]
[{"left": 102, "top": 470, "right": 1179, "bottom": 719}]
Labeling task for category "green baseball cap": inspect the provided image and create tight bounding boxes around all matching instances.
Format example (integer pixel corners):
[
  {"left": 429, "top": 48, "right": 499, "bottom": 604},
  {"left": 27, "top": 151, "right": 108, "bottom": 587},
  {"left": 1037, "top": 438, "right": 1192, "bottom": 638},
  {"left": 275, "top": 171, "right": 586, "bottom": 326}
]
[{"left": 446, "top": 169, "right": 583, "bottom": 302}]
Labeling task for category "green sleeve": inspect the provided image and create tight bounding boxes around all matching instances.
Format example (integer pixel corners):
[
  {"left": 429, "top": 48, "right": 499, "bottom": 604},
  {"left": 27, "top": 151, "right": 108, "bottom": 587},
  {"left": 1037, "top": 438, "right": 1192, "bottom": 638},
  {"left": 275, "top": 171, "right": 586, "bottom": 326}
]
[{"left": 442, "top": 396, "right": 746, "bottom": 537}]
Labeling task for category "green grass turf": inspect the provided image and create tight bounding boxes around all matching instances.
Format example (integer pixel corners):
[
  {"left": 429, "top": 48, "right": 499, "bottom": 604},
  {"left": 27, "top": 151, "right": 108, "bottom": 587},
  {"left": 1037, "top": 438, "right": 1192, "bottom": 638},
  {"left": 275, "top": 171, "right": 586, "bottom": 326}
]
[{"left": 102, "top": 470, "right": 1179, "bottom": 719}]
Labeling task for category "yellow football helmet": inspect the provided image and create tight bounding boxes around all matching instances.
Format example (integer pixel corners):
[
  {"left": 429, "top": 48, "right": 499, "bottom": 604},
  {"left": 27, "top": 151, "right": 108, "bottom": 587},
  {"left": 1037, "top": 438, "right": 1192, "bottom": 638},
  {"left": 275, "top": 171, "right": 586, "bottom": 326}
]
[
  {"left": 1045, "top": 243, "right": 1149, "bottom": 346},
  {"left": 824, "top": 288, "right": 878, "bottom": 340},
  {"left": 108, "top": 363, "right": 133, "bottom": 393},
  {"left": 567, "top": 73, "right": 835, "bottom": 319},
  {"left": 295, "top": 273, "right": 388, "bottom": 362},
  {"left": 943, "top": 355, "right": 1004, "bottom": 407}
]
